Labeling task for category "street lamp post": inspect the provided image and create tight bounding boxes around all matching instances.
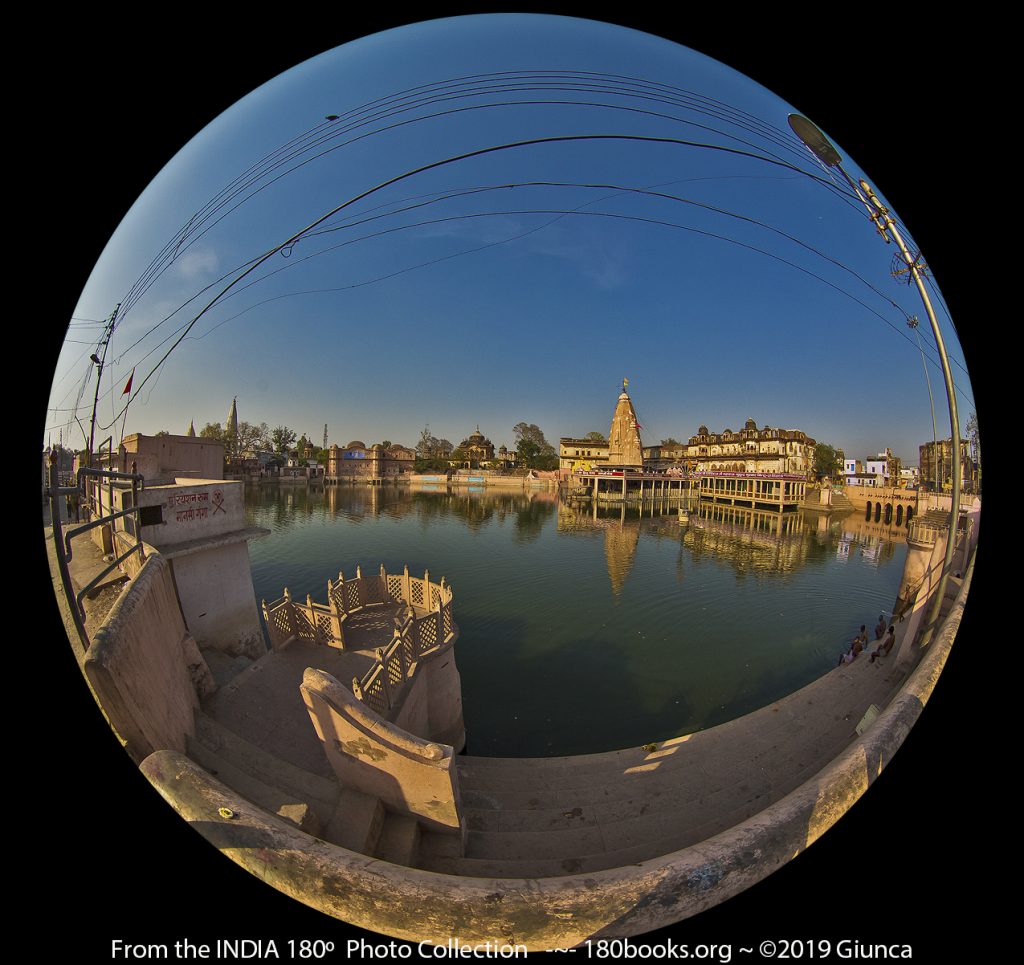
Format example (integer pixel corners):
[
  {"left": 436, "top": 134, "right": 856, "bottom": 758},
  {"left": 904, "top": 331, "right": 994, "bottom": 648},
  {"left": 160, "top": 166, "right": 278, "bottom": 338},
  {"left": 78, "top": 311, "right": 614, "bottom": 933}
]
[{"left": 788, "top": 114, "right": 962, "bottom": 643}]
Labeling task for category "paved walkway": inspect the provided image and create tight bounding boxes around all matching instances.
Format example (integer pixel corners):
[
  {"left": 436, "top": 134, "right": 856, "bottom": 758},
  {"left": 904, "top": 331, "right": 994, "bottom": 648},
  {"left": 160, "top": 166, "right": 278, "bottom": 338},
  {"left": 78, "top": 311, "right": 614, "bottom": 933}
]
[{"left": 43, "top": 508, "right": 132, "bottom": 659}]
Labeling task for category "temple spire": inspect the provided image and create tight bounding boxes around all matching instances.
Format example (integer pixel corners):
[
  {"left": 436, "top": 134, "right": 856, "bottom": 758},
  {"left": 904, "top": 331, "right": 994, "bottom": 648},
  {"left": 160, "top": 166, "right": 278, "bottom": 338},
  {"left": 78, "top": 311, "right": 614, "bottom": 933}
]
[{"left": 226, "top": 397, "right": 238, "bottom": 458}]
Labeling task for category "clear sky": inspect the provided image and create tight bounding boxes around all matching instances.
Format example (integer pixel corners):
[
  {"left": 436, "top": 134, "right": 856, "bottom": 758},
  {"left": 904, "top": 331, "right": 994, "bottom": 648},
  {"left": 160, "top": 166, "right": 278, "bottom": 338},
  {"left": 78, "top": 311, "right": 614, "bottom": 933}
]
[{"left": 44, "top": 13, "right": 977, "bottom": 465}]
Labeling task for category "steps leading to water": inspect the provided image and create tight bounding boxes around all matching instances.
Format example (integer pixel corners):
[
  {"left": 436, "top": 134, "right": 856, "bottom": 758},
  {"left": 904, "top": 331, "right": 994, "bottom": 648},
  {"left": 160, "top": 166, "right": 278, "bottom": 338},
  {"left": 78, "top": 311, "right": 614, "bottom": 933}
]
[
  {"left": 189, "top": 713, "right": 424, "bottom": 861},
  {"left": 188, "top": 712, "right": 342, "bottom": 830}
]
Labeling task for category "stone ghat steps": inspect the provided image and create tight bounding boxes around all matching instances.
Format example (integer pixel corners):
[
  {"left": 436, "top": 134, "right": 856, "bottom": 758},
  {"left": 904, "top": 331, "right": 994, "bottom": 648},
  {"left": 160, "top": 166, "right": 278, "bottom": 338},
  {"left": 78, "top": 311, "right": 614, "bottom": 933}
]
[
  {"left": 188, "top": 713, "right": 422, "bottom": 865},
  {"left": 187, "top": 712, "right": 342, "bottom": 826},
  {"left": 455, "top": 720, "right": 841, "bottom": 800},
  {"left": 413, "top": 762, "right": 813, "bottom": 879},
  {"left": 412, "top": 657, "right": 909, "bottom": 879}
]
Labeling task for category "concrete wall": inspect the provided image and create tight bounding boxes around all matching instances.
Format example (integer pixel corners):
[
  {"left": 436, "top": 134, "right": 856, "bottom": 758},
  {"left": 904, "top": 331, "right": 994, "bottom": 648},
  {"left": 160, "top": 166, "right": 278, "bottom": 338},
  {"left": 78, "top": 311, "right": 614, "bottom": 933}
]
[
  {"left": 137, "top": 479, "right": 247, "bottom": 547},
  {"left": 168, "top": 541, "right": 265, "bottom": 658},
  {"left": 842, "top": 485, "right": 918, "bottom": 511},
  {"left": 120, "top": 433, "right": 224, "bottom": 482},
  {"left": 85, "top": 553, "right": 207, "bottom": 762},
  {"left": 388, "top": 643, "right": 466, "bottom": 752},
  {"left": 422, "top": 646, "right": 466, "bottom": 751},
  {"left": 301, "top": 668, "right": 463, "bottom": 835}
]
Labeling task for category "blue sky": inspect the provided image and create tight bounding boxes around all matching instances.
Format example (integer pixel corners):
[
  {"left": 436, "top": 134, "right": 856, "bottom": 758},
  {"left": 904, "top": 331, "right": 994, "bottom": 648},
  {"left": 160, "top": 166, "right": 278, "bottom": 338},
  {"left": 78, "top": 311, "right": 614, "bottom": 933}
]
[{"left": 44, "top": 14, "right": 977, "bottom": 464}]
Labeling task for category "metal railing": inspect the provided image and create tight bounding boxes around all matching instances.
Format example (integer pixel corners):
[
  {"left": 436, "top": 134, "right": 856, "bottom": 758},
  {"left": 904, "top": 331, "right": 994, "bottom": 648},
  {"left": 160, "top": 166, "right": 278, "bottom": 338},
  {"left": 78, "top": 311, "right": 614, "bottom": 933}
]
[{"left": 46, "top": 451, "right": 145, "bottom": 650}]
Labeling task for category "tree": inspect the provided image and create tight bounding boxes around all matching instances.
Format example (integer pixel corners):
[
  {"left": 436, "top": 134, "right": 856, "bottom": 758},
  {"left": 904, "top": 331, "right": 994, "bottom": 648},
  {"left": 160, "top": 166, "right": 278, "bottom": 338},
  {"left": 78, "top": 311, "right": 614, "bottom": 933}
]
[
  {"left": 660, "top": 437, "right": 681, "bottom": 447},
  {"left": 514, "top": 422, "right": 558, "bottom": 470},
  {"left": 199, "top": 422, "right": 224, "bottom": 442},
  {"left": 417, "top": 425, "right": 437, "bottom": 459},
  {"left": 237, "top": 421, "right": 270, "bottom": 453},
  {"left": 271, "top": 425, "right": 297, "bottom": 454},
  {"left": 381, "top": 440, "right": 392, "bottom": 449},
  {"left": 155, "top": 429, "right": 170, "bottom": 437},
  {"left": 416, "top": 426, "right": 453, "bottom": 460},
  {"left": 585, "top": 431, "right": 606, "bottom": 442},
  {"left": 813, "top": 443, "right": 842, "bottom": 480}
]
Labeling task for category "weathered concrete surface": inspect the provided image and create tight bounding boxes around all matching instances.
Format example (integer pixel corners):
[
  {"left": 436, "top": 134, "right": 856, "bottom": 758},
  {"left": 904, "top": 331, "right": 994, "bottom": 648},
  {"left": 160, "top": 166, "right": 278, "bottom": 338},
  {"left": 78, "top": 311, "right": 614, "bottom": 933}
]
[
  {"left": 167, "top": 539, "right": 266, "bottom": 658},
  {"left": 302, "top": 668, "right": 464, "bottom": 834},
  {"left": 85, "top": 553, "right": 201, "bottom": 762}
]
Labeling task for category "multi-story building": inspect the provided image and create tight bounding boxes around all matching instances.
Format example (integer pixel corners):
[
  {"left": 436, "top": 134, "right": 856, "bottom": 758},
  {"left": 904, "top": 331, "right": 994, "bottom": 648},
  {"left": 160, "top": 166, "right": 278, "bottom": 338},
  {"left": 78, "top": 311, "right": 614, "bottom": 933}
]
[
  {"left": 681, "top": 419, "right": 816, "bottom": 476},
  {"left": 326, "top": 441, "right": 416, "bottom": 480},
  {"left": 843, "top": 449, "right": 903, "bottom": 488},
  {"left": 900, "top": 467, "right": 920, "bottom": 487},
  {"left": 919, "top": 438, "right": 975, "bottom": 493},
  {"left": 559, "top": 437, "right": 610, "bottom": 472}
]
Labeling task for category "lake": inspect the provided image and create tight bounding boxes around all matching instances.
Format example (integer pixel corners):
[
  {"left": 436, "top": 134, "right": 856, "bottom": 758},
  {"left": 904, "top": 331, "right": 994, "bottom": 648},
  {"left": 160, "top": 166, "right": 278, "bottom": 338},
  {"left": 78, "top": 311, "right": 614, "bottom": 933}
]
[{"left": 244, "top": 483, "right": 907, "bottom": 757}]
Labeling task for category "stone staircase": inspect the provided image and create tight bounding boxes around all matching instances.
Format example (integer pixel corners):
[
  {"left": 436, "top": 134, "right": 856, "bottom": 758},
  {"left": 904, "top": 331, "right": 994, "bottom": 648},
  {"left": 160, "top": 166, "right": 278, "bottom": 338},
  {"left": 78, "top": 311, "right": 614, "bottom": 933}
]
[
  {"left": 417, "top": 741, "right": 792, "bottom": 878},
  {"left": 187, "top": 712, "right": 422, "bottom": 866}
]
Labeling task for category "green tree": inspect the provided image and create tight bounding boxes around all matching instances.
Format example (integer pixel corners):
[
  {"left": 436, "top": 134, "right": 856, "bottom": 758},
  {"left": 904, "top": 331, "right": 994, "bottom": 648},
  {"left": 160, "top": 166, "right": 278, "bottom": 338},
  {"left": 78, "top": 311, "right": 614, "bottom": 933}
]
[
  {"left": 237, "top": 421, "right": 270, "bottom": 453},
  {"left": 813, "top": 443, "right": 842, "bottom": 480},
  {"left": 271, "top": 425, "right": 297, "bottom": 454},
  {"left": 199, "top": 422, "right": 225, "bottom": 441},
  {"left": 585, "top": 431, "right": 606, "bottom": 442},
  {"left": 514, "top": 422, "right": 558, "bottom": 469}
]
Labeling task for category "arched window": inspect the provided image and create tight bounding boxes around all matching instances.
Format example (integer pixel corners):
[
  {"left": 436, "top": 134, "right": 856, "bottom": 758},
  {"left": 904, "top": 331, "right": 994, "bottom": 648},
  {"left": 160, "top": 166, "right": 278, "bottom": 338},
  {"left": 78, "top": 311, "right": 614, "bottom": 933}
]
[
  {"left": 896, "top": 505, "right": 903, "bottom": 526},
  {"left": 884, "top": 503, "right": 892, "bottom": 525},
  {"left": 865, "top": 501, "right": 872, "bottom": 521}
]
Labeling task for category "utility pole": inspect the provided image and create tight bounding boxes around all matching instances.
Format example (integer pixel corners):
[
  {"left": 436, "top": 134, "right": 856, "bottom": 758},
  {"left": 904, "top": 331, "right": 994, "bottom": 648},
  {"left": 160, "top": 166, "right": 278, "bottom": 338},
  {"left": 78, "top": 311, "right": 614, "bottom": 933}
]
[
  {"left": 87, "top": 303, "right": 120, "bottom": 466},
  {"left": 789, "top": 115, "right": 962, "bottom": 644},
  {"left": 907, "top": 316, "right": 939, "bottom": 492}
]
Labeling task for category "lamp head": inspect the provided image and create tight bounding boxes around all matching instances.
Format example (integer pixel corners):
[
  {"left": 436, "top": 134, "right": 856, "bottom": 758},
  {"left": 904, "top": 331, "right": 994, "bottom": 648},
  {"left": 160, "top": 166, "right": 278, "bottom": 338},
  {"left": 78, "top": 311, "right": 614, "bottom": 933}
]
[{"left": 788, "top": 114, "right": 843, "bottom": 167}]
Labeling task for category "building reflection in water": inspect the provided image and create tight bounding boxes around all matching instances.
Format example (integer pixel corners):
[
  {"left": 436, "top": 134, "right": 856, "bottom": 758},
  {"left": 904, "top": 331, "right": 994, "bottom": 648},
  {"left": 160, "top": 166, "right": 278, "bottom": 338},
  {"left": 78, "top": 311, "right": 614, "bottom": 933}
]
[
  {"left": 557, "top": 494, "right": 911, "bottom": 598},
  {"left": 248, "top": 484, "right": 909, "bottom": 609}
]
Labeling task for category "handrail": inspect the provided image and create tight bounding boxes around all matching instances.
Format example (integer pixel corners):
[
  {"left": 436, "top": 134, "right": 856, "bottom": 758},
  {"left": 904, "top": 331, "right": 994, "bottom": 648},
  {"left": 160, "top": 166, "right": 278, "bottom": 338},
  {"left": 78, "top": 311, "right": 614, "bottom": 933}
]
[
  {"left": 261, "top": 563, "right": 456, "bottom": 716},
  {"left": 46, "top": 453, "right": 146, "bottom": 649}
]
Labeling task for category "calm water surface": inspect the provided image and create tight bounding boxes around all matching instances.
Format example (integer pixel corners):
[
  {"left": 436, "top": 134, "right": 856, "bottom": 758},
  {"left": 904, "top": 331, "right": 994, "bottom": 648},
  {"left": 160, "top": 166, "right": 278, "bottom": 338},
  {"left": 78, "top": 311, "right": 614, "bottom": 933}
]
[{"left": 245, "top": 484, "right": 907, "bottom": 757}]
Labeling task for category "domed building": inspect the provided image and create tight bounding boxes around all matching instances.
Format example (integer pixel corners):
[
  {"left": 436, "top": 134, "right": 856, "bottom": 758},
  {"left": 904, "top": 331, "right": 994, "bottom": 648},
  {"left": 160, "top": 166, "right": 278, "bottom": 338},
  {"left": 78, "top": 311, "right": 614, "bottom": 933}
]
[{"left": 455, "top": 426, "right": 496, "bottom": 468}]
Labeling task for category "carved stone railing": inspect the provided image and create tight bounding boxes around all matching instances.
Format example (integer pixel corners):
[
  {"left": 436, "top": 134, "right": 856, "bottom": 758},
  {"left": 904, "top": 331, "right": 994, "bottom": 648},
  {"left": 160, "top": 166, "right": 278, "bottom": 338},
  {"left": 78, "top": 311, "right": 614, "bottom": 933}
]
[
  {"left": 352, "top": 597, "right": 455, "bottom": 716},
  {"left": 261, "top": 564, "right": 456, "bottom": 714}
]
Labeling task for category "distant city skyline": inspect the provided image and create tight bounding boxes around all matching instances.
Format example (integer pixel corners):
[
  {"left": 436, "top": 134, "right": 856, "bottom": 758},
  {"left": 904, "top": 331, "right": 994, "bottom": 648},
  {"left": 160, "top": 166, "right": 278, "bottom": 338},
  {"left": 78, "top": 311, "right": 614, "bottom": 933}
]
[{"left": 43, "top": 14, "right": 980, "bottom": 467}]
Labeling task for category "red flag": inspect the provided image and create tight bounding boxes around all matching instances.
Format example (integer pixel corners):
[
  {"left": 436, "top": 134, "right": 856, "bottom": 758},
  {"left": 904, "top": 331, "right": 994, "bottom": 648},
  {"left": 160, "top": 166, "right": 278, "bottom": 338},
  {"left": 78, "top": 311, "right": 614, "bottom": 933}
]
[{"left": 121, "top": 368, "right": 135, "bottom": 396}]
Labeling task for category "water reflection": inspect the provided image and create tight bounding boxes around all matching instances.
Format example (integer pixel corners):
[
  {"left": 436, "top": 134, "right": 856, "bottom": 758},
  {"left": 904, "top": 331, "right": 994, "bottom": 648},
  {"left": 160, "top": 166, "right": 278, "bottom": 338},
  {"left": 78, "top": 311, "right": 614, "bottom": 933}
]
[
  {"left": 246, "top": 482, "right": 559, "bottom": 535},
  {"left": 243, "top": 484, "right": 909, "bottom": 756}
]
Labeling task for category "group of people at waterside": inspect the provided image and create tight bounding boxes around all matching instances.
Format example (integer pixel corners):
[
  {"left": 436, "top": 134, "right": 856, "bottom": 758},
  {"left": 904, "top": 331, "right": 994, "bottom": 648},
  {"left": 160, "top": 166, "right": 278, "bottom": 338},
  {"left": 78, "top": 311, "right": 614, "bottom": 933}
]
[{"left": 838, "top": 614, "right": 895, "bottom": 666}]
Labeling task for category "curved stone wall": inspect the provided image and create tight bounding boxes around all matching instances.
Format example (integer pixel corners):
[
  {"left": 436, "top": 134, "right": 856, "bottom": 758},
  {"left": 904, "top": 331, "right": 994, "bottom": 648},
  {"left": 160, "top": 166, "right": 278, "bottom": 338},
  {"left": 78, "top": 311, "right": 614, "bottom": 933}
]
[{"left": 139, "top": 552, "right": 974, "bottom": 950}]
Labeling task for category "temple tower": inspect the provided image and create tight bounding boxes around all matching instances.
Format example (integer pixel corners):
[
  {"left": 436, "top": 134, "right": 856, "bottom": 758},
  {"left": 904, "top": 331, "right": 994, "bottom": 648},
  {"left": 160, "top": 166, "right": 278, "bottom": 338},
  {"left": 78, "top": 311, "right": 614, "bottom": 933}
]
[{"left": 607, "top": 380, "right": 643, "bottom": 468}]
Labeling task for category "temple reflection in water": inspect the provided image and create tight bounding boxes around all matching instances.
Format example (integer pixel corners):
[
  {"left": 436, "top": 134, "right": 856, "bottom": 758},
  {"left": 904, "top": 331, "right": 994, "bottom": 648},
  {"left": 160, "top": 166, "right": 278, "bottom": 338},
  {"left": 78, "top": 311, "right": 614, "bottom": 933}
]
[
  {"left": 557, "top": 495, "right": 907, "bottom": 594},
  {"left": 244, "top": 484, "right": 910, "bottom": 756}
]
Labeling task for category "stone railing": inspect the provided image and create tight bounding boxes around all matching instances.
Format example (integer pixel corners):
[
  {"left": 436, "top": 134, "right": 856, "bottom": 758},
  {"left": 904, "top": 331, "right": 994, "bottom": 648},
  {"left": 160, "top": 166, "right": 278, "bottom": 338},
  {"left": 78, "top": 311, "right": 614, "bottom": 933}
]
[
  {"left": 261, "top": 564, "right": 456, "bottom": 714},
  {"left": 352, "top": 598, "right": 455, "bottom": 716}
]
